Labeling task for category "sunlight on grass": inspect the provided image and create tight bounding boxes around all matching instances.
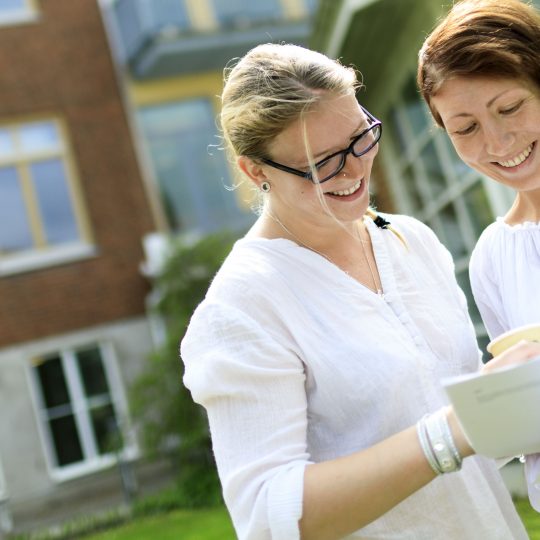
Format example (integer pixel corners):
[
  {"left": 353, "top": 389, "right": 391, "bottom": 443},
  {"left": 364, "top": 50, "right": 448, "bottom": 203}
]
[
  {"left": 77, "top": 498, "right": 540, "bottom": 540},
  {"left": 84, "top": 507, "right": 235, "bottom": 540},
  {"left": 516, "top": 498, "right": 540, "bottom": 540}
]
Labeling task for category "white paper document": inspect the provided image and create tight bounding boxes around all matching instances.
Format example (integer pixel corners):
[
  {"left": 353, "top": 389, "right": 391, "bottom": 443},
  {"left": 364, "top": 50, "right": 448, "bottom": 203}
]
[{"left": 442, "top": 357, "right": 540, "bottom": 458}]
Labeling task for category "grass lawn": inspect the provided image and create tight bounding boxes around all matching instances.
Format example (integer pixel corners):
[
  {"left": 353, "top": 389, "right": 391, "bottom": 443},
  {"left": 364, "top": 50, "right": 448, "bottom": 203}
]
[
  {"left": 79, "top": 499, "right": 540, "bottom": 540},
  {"left": 84, "top": 507, "right": 235, "bottom": 540},
  {"left": 516, "top": 498, "right": 540, "bottom": 539}
]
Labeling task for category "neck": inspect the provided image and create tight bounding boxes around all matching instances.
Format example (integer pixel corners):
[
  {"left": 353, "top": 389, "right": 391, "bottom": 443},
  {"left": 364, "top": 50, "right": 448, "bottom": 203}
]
[
  {"left": 506, "top": 189, "right": 540, "bottom": 225},
  {"left": 263, "top": 208, "right": 383, "bottom": 296},
  {"left": 264, "top": 206, "right": 366, "bottom": 251}
]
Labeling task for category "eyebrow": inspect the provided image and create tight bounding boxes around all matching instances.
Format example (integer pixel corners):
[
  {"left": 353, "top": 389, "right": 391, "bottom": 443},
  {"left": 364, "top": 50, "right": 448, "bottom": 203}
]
[
  {"left": 448, "top": 89, "right": 524, "bottom": 120},
  {"left": 306, "top": 118, "right": 368, "bottom": 162}
]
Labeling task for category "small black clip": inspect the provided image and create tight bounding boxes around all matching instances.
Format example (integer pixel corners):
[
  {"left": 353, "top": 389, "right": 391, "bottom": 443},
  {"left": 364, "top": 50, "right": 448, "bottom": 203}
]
[{"left": 373, "top": 214, "right": 391, "bottom": 229}]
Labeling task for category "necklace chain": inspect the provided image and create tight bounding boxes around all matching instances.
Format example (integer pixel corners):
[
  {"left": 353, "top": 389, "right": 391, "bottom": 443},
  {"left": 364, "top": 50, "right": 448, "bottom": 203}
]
[{"left": 266, "top": 211, "right": 384, "bottom": 297}]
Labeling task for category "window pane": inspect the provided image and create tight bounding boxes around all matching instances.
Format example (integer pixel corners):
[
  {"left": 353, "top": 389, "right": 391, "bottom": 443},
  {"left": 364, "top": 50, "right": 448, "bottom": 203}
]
[
  {"left": 91, "top": 404, "right": 121, "bottom": 454},
  {"left": 49, "top": 415, "right": 84, "bottom": 466},
  {"left": 0, "top": 166, "right": 33, "bottom": 252},
  {"left": 306, "top": 0, "right": 320, "bottom": 14},
  {"left": 36, "top": 356, "right": 70, "bottom": 408},
  {"left": 403, "top": 76, "right": 430, "bottom": 135},
  {"left": 438, "top": 204, "right": 468, "bottom": 258},
  {"left": 31, "top": 158, "right": 79, "bottom": 244},
  {"left": 144, "top": 0, "right": 189, "bottom": 33},
  {"left": 19, "top": 122, "right": 61, "bottom": 154},
  {"left": 402, "top": 165, "right": 424, "bottom": 212},
  {"left": 388, "top": 109, "right": 407, "bottom": 153},
  {"left": 463, "top": 181, "right": 494, "bottom": 238},
  {"left": 213, "top": 0, "right": 281, "bottom": 26},
  {"left": 0, "top": 128, "right": 15, "bottom": 158},
  {"left": 0, "top": 0, "right": 26, "bottom": 11},
  {"left": 76, "top": 347, "right": 109, "bottom": 397},
  {"left": 138, "top": 99, "right": 249, "bottom": 234},
  {"left": 420, "top": 139, "right": 447, "bottom": 198}
]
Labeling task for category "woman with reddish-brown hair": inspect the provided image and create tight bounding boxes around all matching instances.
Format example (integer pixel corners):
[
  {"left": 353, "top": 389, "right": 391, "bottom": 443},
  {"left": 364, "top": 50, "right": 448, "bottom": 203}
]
[{"left": 418, "top": 0, "right": 540, "bottom": 511}]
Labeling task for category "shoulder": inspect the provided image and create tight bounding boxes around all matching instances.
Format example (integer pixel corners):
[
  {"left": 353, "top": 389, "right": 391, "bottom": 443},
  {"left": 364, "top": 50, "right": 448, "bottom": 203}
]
[
  {"left": 470, "top": 220, "right": 504, "bottom": 271},
  {"left": 205, "top": 237, "right": 293, "bottom": 304},
  {"left": 475, "top": 220, "right": 504, "bottom": 249},
  {"left": 186, "top": 237, "right": 300, "bottom": 339},
  {"left": 379, "top": 213, "right": 444, "bottom": 249}
]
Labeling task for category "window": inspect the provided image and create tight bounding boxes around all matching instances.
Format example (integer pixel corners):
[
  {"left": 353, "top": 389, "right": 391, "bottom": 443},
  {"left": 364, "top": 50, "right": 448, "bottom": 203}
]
[
  {"left": 31, "top": 345, "right": 127, "bottom": 476},
  {"left": 137, "top": 98, "right": 252, "bottom": 235},
  {"left": 212, "top": 0, "right": 281, "bottom": 27},
  {"left": 0, "top": 0, "right": 38, "bottom": 25},
  {"left": 0, "top": 119, "right": 92, "bottom": 274}
]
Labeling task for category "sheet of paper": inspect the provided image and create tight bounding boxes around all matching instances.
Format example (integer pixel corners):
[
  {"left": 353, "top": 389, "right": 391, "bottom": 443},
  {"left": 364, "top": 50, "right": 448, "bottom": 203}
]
[{"left": 442, "top": 357, "right": 540, "bottom": 458}]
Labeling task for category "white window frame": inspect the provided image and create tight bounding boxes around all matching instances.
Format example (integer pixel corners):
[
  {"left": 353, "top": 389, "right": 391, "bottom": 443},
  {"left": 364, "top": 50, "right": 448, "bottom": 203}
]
[
  {"left": 27, "top": 342, "right": 138, "bottom": 483},
  {"left": 0, "top": 117, "right": 95, "bottom": 276}
]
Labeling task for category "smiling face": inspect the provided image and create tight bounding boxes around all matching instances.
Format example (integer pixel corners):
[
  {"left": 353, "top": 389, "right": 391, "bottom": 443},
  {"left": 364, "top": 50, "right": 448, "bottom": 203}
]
[
  {"left": 431, "top": 76, "right": 540, "bottom": 193},
  {"left": 260, "top": 92, "right": 378, "bottom": 228}
]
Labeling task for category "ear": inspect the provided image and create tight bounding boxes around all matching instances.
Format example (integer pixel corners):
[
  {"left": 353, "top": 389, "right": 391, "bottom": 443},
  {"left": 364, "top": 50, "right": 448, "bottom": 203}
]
[{"left": 237, "top": 156, "right": 269, "bottom": 189}]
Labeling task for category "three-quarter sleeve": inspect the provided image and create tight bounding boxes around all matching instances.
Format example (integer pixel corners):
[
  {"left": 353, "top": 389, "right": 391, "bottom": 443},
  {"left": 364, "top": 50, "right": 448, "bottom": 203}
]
[{"left": 181, "top": 301, "right": 312, "bottom": 540}]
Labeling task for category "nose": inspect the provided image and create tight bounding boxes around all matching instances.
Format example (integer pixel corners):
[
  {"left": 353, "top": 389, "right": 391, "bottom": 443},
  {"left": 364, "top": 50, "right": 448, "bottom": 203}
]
[{"left": 484, "top": 122, "right": 515, "bottom": 157}]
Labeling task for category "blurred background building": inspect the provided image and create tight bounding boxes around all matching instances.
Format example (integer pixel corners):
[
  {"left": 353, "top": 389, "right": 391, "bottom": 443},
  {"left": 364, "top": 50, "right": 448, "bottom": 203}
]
[{"left": 0, "top": 0, "right": 317, "bottom": 534}]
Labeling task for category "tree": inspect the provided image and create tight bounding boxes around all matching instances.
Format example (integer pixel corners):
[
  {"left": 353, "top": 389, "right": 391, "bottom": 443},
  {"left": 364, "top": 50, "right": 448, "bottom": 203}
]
[{"left": 130, "top": 230, "right": 240, "bottom": 507}]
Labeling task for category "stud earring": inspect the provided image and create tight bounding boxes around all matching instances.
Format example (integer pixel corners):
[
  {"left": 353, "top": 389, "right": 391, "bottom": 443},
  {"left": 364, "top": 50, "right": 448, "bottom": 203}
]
[{"left": 261, "top": 181, "right": 271, "bottom": 193}]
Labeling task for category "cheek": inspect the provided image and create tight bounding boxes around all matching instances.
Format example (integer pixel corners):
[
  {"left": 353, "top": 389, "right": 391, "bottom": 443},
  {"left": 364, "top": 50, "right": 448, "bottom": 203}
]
[{"left": 450, "top": 137, "right": 478, "bottom": 164}]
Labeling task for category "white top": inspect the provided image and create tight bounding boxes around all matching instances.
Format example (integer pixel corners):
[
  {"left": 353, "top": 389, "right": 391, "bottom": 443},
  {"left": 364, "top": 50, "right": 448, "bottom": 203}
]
[
  {"left": 470, "top": 217, "right": 540, "bottom": 512},
  {"left": 181, "top": 214, "right": 527, "bottom": 540}
]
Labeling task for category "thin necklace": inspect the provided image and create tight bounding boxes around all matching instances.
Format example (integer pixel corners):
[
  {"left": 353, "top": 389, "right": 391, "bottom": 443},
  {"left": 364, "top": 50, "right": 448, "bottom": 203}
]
[{"left": 266, "top": 210, "right": 384, "bottom": 298}]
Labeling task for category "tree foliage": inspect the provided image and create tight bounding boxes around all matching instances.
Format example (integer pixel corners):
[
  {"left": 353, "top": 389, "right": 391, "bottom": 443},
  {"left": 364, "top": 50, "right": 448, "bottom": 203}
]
[{"left": 129, "top": 230, "right": 241, "bottom": 505}]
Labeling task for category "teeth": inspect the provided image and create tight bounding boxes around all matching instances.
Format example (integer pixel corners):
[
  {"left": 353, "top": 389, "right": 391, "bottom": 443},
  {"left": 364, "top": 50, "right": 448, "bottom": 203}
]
[
  {"left": 498, "top": 144, "right": 533, "bottom": 168},
  {"left": 329, "top": 180, "right": 362, "bottom": 196}
]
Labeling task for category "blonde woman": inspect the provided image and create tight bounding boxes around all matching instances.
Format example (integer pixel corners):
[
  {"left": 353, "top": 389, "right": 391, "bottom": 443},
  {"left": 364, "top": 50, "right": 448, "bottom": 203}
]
[
  {"left": 418, "top": 0, "right": 540, "bottom": 512},
  {"left": 181, "top": 43, "right": 539, "bottom": 539}
]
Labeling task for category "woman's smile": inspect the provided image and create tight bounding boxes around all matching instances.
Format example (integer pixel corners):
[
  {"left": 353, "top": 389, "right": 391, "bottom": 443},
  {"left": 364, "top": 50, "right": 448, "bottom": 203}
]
[
  {"left": 325, "top": 178, "right": 364, "bottom": 200},
  {"left": 494, "top": 141, "right": 535, "bottom": 170}
]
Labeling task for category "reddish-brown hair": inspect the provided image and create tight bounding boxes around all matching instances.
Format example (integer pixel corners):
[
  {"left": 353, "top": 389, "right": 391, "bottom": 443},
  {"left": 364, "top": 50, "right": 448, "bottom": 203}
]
[{"left": 418, "top": 0, "right": 540, "bottom": 127}]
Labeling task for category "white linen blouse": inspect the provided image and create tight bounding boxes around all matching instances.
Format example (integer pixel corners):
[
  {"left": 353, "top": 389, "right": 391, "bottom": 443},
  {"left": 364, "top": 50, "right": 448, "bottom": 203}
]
[
  {"left": 470, "top": 217, "right": 540, "bottom": 512},
  {"left": 182, "top": 214, "right": 528, "bottom": 539}
]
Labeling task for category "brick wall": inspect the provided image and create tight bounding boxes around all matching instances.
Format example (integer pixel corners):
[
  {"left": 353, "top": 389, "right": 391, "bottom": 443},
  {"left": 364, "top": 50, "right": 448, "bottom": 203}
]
[{"left": 0, "top": 0, "right": 156, "bottom": 347}]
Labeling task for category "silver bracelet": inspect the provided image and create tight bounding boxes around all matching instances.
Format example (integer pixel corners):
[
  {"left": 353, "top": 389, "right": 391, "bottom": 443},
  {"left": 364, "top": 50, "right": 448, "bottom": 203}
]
[
  {"left": 439, "top": 410, "right": 463, "bottom": 469},
  {"left": 425, "top": 410, "right": 462, "bottom": 474},
  {"left": 416, "top": 414, "right": 442, "bottom": 475}
]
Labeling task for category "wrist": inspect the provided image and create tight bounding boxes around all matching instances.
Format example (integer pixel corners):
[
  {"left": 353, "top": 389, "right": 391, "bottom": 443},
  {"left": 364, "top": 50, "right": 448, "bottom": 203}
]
[{"left": 445, "top": 406, "right": 474, "bottom": 458}]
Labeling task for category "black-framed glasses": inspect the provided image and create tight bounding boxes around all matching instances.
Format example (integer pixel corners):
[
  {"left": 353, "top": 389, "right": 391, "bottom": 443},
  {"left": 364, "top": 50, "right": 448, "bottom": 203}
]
[{"left": 261, "top": 106, "right": 382, "bottom": 184}]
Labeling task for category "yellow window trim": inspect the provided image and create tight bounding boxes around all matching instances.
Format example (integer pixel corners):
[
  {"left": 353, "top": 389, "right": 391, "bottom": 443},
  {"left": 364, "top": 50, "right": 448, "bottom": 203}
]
[{"left": 0, "top": 114, "right": 93, "bottom": 254}]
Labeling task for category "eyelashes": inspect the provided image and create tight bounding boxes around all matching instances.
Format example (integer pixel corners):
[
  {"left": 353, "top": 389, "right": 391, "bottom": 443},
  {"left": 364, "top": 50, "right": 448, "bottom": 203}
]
[{"left": 452, "top": 100, "right": 526, "bottom": 136}]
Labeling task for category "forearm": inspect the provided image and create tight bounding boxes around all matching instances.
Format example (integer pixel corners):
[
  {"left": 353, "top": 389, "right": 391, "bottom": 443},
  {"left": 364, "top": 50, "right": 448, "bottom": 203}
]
[{"left": 300, "top": 409, "right": 473, "bottom": 540}]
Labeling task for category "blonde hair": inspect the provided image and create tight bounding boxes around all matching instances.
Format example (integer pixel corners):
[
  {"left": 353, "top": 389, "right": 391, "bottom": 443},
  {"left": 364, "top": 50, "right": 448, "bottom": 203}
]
[
  {"left": 220, "top": 43, "right": 358, "bottom": 161},
  {"left": 220, "top": 43, "right": 406, "bottom": 246}
]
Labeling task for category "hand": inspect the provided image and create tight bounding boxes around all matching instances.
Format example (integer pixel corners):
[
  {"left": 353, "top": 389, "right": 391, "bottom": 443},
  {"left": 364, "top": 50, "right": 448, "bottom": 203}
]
[{"left": 481, "top": 340, "right": 540, "bottom": 375}]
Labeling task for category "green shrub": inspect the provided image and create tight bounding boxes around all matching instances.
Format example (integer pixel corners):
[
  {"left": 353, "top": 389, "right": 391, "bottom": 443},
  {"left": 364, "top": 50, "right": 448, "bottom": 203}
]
[{"left": 129, "top": 230, "right": 240, "bottom": 507}]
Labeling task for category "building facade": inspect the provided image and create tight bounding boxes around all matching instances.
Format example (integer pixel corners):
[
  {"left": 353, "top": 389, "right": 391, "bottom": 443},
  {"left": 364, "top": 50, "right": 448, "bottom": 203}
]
[
  {"left": 103, "top": 0, "right": 319, "bottom": 243},
  {"left": 0, "top": 0, "right": 319, "bottom": 534},
  {"left": 0, "top": 0, "right": 160, "bottom": 533}
]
